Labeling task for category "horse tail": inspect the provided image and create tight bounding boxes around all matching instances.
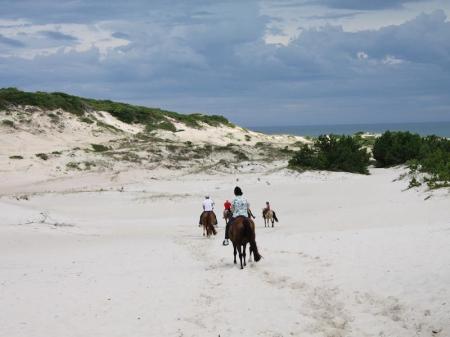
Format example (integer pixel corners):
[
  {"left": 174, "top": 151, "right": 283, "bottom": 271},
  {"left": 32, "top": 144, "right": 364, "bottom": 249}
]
[
  {"left": 273, "top": 211, "right": 279, "bottom": 222},
  {"left": 243, "top": 218, "right": 261, "bottom": 262}
]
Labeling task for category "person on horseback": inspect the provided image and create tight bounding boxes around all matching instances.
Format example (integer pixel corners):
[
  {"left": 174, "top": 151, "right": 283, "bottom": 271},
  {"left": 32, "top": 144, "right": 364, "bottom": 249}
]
[
  {"left": 223, "top": 199, "right": 232, "bottom": 224},
  {"left": 263, "top": 201, "right": 279, "bottom": 222},
  {"left": 199, "top": 195, "right": 218, "bottom": 226},
  {"left": 223, "top": 186, "right": 252, "bottom": 246},
  {"left": 263, "top": 201, "right": 270, "bottom": 215}
]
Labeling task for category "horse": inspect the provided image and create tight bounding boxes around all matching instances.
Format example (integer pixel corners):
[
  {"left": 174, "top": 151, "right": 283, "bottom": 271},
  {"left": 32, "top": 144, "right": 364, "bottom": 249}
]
[
  {"left": 200, "top": 211, "right": 217, "bottom": 237},
  {"left": 228, "top": 217, "right": 262, "bottom": 269},
  {"left": 263, "top": 209, "right": 275, "bottom": 227},
  {"left": 223, "top": 209, "right": 232, "bottom": 225}
]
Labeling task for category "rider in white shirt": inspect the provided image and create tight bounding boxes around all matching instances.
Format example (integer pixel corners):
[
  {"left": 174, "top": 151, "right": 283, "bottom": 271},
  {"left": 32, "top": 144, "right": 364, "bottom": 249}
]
[
  {"left": 202, "top": 197, "right": 214, "bottom": 211},
  {"left": 199, "top": 195, "right": 218, "bottom": 226}
]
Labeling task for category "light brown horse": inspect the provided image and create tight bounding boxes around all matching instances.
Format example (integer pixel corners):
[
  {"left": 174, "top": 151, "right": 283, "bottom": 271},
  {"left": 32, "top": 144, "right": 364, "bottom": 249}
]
[
  {"left": 263, "top": 209, "right": 274, "bottom": 227},
  {"left": 223, "top": 209, "right": 232, "bottom": 225},
  {"left": 228, "top": 217, "right": 262, "bottom": 269},
  {"left": 201, "top": 211, "right": 217, "bottom": 237}
]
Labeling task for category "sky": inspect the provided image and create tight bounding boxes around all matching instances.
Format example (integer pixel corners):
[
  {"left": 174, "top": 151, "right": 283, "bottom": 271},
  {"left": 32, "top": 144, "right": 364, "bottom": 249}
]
[{"left": 0, "top": 0, "right": 449, "bottom": 126}]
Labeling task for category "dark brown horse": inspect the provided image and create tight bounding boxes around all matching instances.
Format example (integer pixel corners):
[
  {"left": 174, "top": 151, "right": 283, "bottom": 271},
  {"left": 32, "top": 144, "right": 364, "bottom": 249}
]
[
  {"left": 228, "top": 217, "right": 262, "bottom": 269},
  {"left": 201, "top": 211, "right": 217, "bottom": 237}
]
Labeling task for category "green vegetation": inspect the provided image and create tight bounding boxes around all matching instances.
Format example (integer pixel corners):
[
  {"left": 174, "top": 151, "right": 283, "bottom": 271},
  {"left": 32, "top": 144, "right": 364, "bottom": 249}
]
[
  {"left": 0, "top": 87, "right": 233, "bottom": 131},
  {"left": 373, "top": 131, "right": 422, "bottom": 167},
  {"left": 9, "top": 155, "right": 23, "bottom": 159},
  {"left": 1, "top": 119, "right": 14, "bottom": 127},
  {"left": 289, "top": 135, "right": 370, "bottom": 174},
  {"left": 66, "top": 161, "right": 97, "bottom": 170},
  {"left": 80, "top": 116, "right": 94, "bottom": 124},
  {"left": 91, "top": 144, "right": 110, "bottom": 152},
  {"left": 35, "top": 153, "right": 49, "bottom": 160},
  {"left": 353, "top": 133, "right": 377, "bottom": 147},
  {"left": 373, "top": 132, "right": 450, "bottom": 189},
  {"left": 0, "top": 88, "right": 86, "bottom": 115}
]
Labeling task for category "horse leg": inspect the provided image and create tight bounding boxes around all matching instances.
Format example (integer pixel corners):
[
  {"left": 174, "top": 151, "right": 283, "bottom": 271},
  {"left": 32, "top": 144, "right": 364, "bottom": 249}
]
[
  {"left": 243, "top": 243, "right": 247, "bottom": 266},
  {"left": 272, "top": 218, "right": 274, "bottom": 227},
  {"left": 233, "top": 243, "right": 237, "bottom": 264},
  {"left": 237, "top": 245, "right": 243, "bottom": 269}
]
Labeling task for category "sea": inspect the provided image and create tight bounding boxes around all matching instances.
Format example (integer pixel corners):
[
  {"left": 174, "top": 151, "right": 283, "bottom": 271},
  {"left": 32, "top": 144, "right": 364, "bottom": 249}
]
[{"left": 248, "top": 121, "right": 450, "bottom": 138}]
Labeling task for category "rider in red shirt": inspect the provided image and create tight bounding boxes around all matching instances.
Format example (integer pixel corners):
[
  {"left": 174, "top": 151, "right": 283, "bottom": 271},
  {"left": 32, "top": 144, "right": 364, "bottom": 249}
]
[{"left": 224, "top": 200, "right": 231, "bottom": 210}]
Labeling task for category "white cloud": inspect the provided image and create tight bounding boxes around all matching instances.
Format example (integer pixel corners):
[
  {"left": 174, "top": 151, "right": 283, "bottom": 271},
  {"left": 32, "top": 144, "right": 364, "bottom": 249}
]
[
  {"left": 382, "top": 55, "right": 404, "bottom": 65},
  {"left": 357, "top": 51, "right": 368, "bottom": 59},
  {"left": 0, "top": 20, "right": 129, "bottom": 59}
]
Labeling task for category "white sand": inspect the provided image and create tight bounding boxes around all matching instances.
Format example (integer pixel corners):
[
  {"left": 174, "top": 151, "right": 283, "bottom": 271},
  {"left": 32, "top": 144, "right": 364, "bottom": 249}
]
[{"left": 1, "top": 166, "right": 449, "bottom": 337}]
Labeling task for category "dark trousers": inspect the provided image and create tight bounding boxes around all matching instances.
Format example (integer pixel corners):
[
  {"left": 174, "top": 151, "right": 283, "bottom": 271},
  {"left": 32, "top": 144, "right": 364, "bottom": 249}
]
[{"left": 225, "top": 218, "right": 234, "bottom": 239}]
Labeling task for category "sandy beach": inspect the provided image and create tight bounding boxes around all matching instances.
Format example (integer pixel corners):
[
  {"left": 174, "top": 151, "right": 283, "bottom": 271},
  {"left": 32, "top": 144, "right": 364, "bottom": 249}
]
[{"left": 1, "top": 163, "right": 449, "bottom": 337}]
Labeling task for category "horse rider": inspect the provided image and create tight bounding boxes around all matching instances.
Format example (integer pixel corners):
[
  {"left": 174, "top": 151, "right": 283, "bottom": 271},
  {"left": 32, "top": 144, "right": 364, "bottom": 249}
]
[
  {"left": 199, "top": 195, "right": 218, "bottom": 227},
  {"left": 224, "top": 199, "right": 231, "bottom": 212},
  {"left": 223, "top": 199, "right": 232, "bottom": 222},
  {"left": 263, "top": 201, "right": 279, "bottom": 222},
  {"left": 223, "top": 186, "right": 253, "bottom": 246}
]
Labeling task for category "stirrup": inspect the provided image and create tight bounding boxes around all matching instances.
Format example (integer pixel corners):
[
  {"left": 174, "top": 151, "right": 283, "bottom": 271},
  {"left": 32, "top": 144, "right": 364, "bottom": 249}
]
[{"left": 222, "top": 239, "right": 229, "bottom": 246}]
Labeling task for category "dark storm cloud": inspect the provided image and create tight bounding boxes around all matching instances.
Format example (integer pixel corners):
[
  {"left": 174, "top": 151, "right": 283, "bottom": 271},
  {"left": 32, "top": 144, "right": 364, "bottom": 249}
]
[{"left": 0, "top": 0, "right": 449, "bottom": 125}]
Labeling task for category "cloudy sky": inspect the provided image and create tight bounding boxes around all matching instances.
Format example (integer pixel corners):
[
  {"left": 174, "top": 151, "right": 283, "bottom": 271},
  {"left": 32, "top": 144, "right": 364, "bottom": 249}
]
[{"left": 0, "top": 0, "right": 449, "bottom": 126}]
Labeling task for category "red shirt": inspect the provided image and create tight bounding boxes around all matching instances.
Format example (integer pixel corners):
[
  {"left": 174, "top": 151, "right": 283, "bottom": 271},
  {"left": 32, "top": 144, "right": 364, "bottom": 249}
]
[{"left": 224, "top": 201, "right": 231, "bottom": 210}]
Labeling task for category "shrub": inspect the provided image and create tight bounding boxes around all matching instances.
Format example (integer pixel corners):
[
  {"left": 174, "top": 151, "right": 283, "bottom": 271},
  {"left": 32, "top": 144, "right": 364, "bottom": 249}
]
[
  {"left": 374, "top": 131, "right": 450, "bottom": 189},
  {"left": 373, "top": 131, "right": 422, "bottom": 167},
  {"left": 145, "top": 120, "right": 176, "bottom": 132},
  {"left": 9, "top": 155, "right": 23, "bottom": 159},
  {"left": 289, "top": 135, "right": 370, "bottom": 174},
  {"left": 80, "top": 116, "right": 94, "bottom": 124},
  {"left": 66, "top": 162, "right": 80, "bottom": 170},
  {"left": 35, "top": 153, "right": 49, "bottom": 160},
  {"left": 1, "top": 119, "right": 14, "bottom": 127},
  {"left": 91, "top": 144, "right": 109, "bottom": 152}
]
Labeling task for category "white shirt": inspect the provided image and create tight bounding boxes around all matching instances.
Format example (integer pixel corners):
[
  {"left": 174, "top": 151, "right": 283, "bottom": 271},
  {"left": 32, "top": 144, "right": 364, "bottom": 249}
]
[{"left": 203, "top": 198, "right": 214, "bottom": 211}]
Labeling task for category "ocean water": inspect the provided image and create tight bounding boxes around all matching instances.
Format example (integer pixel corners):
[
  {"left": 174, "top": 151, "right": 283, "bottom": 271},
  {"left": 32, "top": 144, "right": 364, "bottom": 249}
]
[{"left": 248, "top": 121, "right": 450, "bottom": 138}]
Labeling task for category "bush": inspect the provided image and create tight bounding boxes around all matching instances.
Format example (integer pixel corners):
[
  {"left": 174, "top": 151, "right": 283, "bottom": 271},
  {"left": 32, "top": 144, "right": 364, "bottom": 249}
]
[
  {"left": 80, "top": 116, "right": 94, "bottom": 124},
  {"left": 145, "top": 120, "right": 176, "bottom": 132},
  {"left": 35, "top": 153, "right": 49, "bottom": 160},
  {"left": 373, "top": 131, "right": 422, "bottom": 167},
  {"left": 1, "top": 119, "right": 14, "bottom": 127},
  {"left": 91, "top": 144, "right": 109, "bottom": 152},
  {"left": 374, "top": 131, "right": 450, "bottom": 189},
  {"left": 289, "top": 135, "right": 370, "bottom": 174},
  {"left": 9, "top": 155, "right": 23, "bottom": 159}
]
